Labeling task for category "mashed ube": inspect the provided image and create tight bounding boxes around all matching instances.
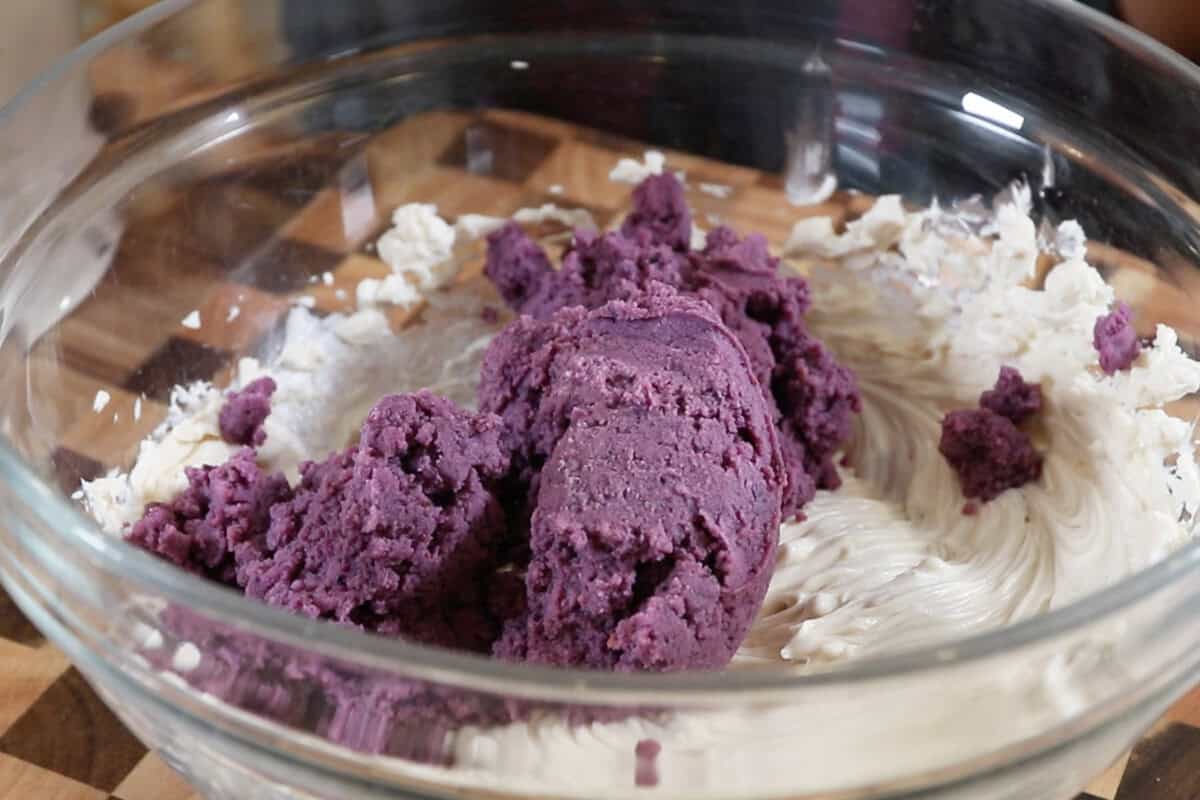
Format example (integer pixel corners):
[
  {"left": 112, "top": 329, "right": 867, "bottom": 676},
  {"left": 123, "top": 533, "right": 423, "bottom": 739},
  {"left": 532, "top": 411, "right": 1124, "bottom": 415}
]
[
  {"left": 133, "top": 392, "right": 512, "bottom": 651},
  {"left": 485, "top": 173, "right": 858, "bottom": 517},
  {"left": 480, "top": 287, "right": 784, "bottom": 670},
  {"left": 127, "top": 174, "right": 850, "bottom": 672}
]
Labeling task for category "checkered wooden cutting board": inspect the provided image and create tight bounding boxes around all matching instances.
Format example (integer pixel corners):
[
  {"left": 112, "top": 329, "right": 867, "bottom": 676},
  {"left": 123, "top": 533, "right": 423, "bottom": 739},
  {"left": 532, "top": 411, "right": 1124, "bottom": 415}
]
[{"left": 4, "top": 84, "right": 1200, "bottom": 798}]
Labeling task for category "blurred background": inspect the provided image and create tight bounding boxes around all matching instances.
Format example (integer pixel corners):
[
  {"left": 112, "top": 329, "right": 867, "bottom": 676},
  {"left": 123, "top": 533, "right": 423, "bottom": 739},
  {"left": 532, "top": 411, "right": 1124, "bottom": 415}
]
[
  {"left": 0, "top": 0, "right": 277, "bottom": 106},
  {"left": 0, "top": 1, "right": 1198, "bottom": 110}
]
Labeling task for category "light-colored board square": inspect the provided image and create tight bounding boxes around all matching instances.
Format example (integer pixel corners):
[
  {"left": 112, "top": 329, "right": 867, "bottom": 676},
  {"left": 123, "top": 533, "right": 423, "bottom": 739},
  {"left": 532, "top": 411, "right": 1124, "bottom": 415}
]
[
  {"left": 525, "top": 139, "right": 649, "bottom": 211},
  {"left": 656, "top": 151, "right": 762, "bottom": 191},
  {"left": 173, "top": 283, "right": 291, "bottom": 355},
  {"left": 113, "top": 753, "right": 200, "bottom": 800},
  {"left": 305, "top": 254, "right": 390, "bottom": 315},
  {"left": 0, "top": 753, "right": 106, "bottom": 800},
  {"left": 368, "top": 110, "right": 475, "bottom": 172},
  {"left": 280, "top": 184, "right": 382, "bottom": 255},
  {"left": 365, "top": 111, "right": 477, "bottom": 215},
  {"left": 1166, "top": 684, "right": 1200, "bottom": 728},
  {"left": 724, "top": 184, "right": 849, "bottom": 247},
  {"left": 481, "top": 109, "right": 593, "bottom": 143},
  {"left": 1082, "top": 749, "right": 1130, "bottom": 799},
  {"left": 0, "top": 641, "right": 70, "bottom": 738},
  {"left": 29, "top": 359, "right": 166, "bottom": 471},
  {"left": 54, "top": 284, "right": 201, "bottom": 386}
]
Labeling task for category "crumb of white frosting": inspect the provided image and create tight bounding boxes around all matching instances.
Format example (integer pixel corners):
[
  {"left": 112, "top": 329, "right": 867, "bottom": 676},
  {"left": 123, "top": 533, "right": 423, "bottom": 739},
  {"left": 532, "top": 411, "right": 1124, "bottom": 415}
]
[
  {"left": 356, "top": 274, "right": 421, "bottom": 309},
  {"left": 376, "top": 203, "right": 458, "bottom": 290},
  {"left": 698, "top": 182, "right": 732, "bottom": 199},
  {"left": 609, "top": 150, "right": 667, "bottom": 184},
  {"left": 513, "top": 204, "right": 597, "bottom": 231}
]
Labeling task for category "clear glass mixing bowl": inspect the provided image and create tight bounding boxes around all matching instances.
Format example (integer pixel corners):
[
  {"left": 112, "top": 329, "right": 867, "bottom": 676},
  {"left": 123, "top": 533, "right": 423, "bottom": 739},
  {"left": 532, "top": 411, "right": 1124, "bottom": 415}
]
[{"left": 3, "top": 1, "right": 1200, "bottom": 798}]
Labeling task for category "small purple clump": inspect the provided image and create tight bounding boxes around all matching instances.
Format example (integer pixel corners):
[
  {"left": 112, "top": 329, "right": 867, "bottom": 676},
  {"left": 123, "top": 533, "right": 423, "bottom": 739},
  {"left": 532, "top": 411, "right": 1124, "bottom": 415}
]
[
  {"left": 620, "top": 172, "right": 692, "bottom": 251},
  {"left": 483, "top": 223, "right": 555, "bottom": 313},
  {"left": 939, "top": 409, "right": 1043, "bottom": 501},
  {"left": 635, "top": 738, "right": 663, "bottom": 787},
  {"left": 979, "top": 366, "right": 1042, "bottom": 424},
  {"left": 128, "top": 448, "right": 291, "bottom": 584},
  {"left": 941, "top": 366, "right": 1045, "bottom": 502},
  {"left": 486, "top": 224, "right": 682, "bottom": 322},
  {"left": 219, "top": 377, "right": 276, "bottom": 447},
  {"left": 1093, "top": 301, "right": 1141, "bottom": 374}
]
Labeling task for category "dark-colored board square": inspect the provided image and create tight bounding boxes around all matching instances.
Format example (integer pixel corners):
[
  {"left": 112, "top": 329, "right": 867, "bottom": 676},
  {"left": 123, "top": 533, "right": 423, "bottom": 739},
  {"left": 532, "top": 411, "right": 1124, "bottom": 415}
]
[
  {"left": 88, "top": 91, "right": 136, "bottom": 136},
  {"left": 174, "top": 183, "right": 293, "bottom": 269},
  {"left": 51, "top": 447, "right": 104, "bottom": 496},
  {"left": 239, "top": 153, "right": 347, "bottom": 206},
  {"left": 231, "top": 237, "right": 345, "bottom": 294},
  {"left": 1116, "top": 722, "right": 1200, "bottom": 800},
  {"left": 122, "top": 337, "right": 231, "bottom": 403},
  {"left": 108, "top": 217, "right": 228, "bottom": 288},
  {"left": 0, "top": 667, "right": 147, "bottom": 792},
  {"left": 439, "top": 120, "right": 558, "bottom": 183},
  {"left": 207, "top": 132, "right": 368, "bottom": 209},
  {"left": 756, "top": 172, "right": 785, "bottom": 190},
  {"left": 573, "top": 125, "right": 648, "bottom": 154},
  {"left": 111, "top": 181, "right": 304, "bottom": 285},
  {"left": 0, "top": 589, "right": 44, "bottom": 647}
]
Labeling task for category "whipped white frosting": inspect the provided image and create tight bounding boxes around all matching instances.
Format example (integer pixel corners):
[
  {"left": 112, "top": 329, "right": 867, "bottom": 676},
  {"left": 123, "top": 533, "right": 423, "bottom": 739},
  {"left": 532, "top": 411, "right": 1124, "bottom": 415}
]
[
  {"left": 609, "top": 150, "right": 667, "bottom": 184},
  {"left": 740, "top": 188, "right": 1200, "bottom": 666},
  {"left": 82, "top": 184, "right": 1200, "bottom": 797}
]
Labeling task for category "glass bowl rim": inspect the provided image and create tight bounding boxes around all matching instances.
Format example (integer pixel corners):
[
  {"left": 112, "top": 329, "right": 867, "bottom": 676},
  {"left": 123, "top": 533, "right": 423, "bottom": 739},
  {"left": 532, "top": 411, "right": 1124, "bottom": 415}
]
[{"left": 3, "top": 0, "right": 1200, "bottom": 705}]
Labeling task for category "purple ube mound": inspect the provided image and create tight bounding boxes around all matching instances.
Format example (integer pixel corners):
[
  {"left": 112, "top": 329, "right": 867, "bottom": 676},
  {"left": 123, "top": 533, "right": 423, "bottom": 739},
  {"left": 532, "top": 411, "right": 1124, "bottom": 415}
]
[
  {"left": 479, "top": 286, "right": 785, "bottom": 670},
  {"left": 242, "top": 393, "right": 511, "bottom": 651},
  {"left": 131, "top": 391, "right": 511, "bottom": 651},
  {"left": 939, "top": 410, "right": 1043, "bottom": 502},
  {"left": 128, "top": 173, "right": 853, "bottom": 677},
  {"left": 484, "top": 173, "right": 859, "bottom": 517}
]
